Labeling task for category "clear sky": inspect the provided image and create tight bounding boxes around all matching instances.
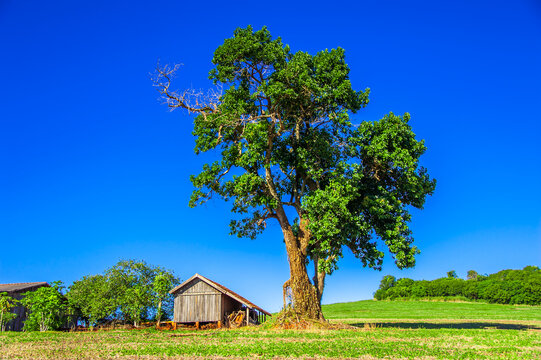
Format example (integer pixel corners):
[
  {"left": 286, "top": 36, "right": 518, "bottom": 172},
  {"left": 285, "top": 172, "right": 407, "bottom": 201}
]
[{"left": 1, "top": 0, "right": 540, "bottom": 312}]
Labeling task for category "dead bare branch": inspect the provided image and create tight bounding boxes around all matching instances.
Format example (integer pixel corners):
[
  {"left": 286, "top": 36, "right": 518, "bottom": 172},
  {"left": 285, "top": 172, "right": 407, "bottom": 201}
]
[{"left": 152, "top": 62, "right": 222, "bottom": 118}]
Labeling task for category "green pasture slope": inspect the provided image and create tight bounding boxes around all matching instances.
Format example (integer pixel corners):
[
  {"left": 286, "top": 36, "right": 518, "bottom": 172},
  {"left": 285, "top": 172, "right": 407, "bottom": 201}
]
[
  {"left": 0, "top": 300, "right": 539, "bottom": 360},
  {"left": 323, "top": 299, "right": 541, "bottom": 323}
]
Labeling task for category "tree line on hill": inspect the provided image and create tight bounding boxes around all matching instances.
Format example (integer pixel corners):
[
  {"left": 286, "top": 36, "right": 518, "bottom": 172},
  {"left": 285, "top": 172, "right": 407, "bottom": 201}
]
[
  {"left": 374, "top": 266, "right": 541, "bottom": 305},
  {"left": 0, "top": 260, "right": 180, "bottom": 331}
]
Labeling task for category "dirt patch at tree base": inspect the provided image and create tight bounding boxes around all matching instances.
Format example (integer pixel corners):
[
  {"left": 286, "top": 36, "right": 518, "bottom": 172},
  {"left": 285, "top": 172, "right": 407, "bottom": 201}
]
[{"left": 265, "top": 308, "right": 358, "bottom": 330}]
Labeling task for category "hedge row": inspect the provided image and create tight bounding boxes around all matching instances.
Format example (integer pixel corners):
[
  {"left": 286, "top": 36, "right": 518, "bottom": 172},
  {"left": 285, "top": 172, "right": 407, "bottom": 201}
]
[{"left": 374, "top": 266, "right": 541, "bottom": 305}]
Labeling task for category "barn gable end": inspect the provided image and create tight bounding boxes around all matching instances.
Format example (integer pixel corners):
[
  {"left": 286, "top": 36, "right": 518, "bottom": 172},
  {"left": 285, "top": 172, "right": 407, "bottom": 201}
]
[
  {"left": 172, "top": 278, "right": 222, "bottom": 322},
  {"left": 174, "top": 278, "right": 220, "bottom": 296}
]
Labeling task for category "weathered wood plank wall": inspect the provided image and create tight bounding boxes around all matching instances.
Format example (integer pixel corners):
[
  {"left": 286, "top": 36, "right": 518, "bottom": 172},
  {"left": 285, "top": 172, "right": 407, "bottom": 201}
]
[{"left": 173, "top": 279, "right": 222, "bottom": 322}]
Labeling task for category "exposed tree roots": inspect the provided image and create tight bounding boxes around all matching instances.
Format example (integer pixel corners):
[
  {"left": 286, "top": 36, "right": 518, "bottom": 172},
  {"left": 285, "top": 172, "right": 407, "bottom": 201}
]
[{"left": 263, "top": 307, "right": 355, "bottom": 330}]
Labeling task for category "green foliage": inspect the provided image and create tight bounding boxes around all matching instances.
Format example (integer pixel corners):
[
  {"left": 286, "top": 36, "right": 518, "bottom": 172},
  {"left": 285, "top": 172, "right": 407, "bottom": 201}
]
[
  {"left": 66, "top": 274, "right": 115, "bottom": 327},
  {"left": 20, "top": 281, "right": 67, "bottom": 332},
  {"left": 106, "top": 260, "right": 154, "bottom": 326},
  {"left": 447, "top": 270, "right": 458, "bottom": 279},
  {"left": 467, "top": 270, "right": 479, "bottom": 280},
  {"left": 377, "top": 275, "right": 396, "bottom": 293},
  {"left": 67, "top": 260, "right": 179, "bottom": 327},
  {"left": 374, "top": 266, "right": 541, "bottom": 305},
  {"left": 161, "top": 26, "right": 435, "bottom": 277},
  {"left": 152, "top": 271, "right": 177, "bottom": 323},
  {"left": 0, "top": 292, "right": 18, "bottom": 331}
]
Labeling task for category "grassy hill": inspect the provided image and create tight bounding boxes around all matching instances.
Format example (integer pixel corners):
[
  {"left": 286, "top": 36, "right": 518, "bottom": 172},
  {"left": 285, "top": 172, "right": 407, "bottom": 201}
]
[{"left": 323, "top": 299, "right": 541, "bottom": 323}]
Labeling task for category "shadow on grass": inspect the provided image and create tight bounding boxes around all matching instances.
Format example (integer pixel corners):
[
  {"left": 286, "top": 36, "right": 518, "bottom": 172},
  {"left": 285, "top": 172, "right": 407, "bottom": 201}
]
[{"left": 350, "top": 322, "right": 541, "bottom": 330}]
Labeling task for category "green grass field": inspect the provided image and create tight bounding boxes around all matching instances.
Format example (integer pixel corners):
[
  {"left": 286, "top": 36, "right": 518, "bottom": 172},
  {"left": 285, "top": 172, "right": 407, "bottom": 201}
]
[
  {"left": 323, "top": 299, "right": 541, "bottom": 323},
  {"left": 1, "top": 300, "right": 540, "bottom": 359}
]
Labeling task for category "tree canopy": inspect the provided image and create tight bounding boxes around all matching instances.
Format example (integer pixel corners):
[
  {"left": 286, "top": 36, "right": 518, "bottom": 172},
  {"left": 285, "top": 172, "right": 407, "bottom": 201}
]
[
  {"left": 374, "top": 266, "right": 541, "bottom": 305},
  {"left": 154, "top": 26, "right": 435, "bottom": 319},
  {"left": 67, "top": 260, "right": 179, "bottom": 327}
]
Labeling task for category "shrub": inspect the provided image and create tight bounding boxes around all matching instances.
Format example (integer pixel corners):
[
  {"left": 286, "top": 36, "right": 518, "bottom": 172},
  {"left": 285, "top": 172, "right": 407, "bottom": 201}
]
[
  {"left": 373, "top": 266, "right": 541, "bottom": 305},
  {"left": 0, "top": 292, "right": 18, "bottom": 331},
  {"left": 20, "top": 281, "right": 67, "bottom": 331}
]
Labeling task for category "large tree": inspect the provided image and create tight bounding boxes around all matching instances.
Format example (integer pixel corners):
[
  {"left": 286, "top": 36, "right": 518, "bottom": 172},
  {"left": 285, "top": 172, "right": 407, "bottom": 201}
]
[{"left": 154, "top": 26, "right": 436, "bottom": 319}]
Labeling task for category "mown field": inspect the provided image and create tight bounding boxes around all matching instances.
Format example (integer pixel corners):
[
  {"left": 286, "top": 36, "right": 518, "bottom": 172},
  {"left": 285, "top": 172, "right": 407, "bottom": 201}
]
[
  {"left": 323, "top": 299, "right": 541, "bottom": 323},
  {"left": 1, "top": 300, "right": 540, "bottom": 359}
]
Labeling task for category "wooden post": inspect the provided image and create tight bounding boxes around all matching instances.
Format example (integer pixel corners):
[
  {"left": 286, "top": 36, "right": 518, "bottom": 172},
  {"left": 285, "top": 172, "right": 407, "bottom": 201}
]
[
  {"left": 217, "top": 321, "right": 222, "bottom": 329},
  {"left": 246, "top": 308, "right": 249, "bottom": 326},
  {"left": 195, "top": 321, "right": 199, "bottom": 330}
]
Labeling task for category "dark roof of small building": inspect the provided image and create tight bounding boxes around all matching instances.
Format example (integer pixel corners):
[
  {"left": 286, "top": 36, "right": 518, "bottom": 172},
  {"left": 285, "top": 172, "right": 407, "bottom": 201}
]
[
  {"left": 170, "top": 273, "right": 272, "bottom": 316},
  {"left": 0, "top": 282, "right": 49, "bottom": 293}
]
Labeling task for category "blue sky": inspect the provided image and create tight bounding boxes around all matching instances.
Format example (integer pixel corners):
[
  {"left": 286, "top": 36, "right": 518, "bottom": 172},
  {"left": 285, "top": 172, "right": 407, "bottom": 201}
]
[{"left": 0, "top": 0, "right": 539, "bottom": 312}]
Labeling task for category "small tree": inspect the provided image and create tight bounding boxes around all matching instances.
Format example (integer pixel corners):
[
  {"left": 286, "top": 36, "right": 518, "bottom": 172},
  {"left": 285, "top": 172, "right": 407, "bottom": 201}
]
[
  {"left": 122, "top": 284, "right": 149, "bottom": 327},
  {"left": 20, "top": 281, "right": 66, "bottom": 332},
  {"left": 67, "top": 274, "right": 115, "bottom": 327},
  {"left": 379, "top": 275, "right": 397, "bottom": 291},
  {"left": 105, "top": 260, "right": 179, "bottom": 326},
  {"left": 106, "top": 260, "right": 155, "bottom": 326},
  {"left": 447, "top": 270, "right": 458, "bottom": 279},
  {"left": 467, "top": 270, "right": 479, "bottom": 280},
  {"left": 0, "top": 292, "right": 18, "bottom": 331},
  {"left": 153, "top": 272, "right": 177, "bottom": 326}
]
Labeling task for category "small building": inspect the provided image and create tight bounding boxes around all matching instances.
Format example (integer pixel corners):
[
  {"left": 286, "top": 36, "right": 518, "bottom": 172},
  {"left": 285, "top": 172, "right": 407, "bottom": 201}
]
[
  {"left": 169, "top": 273, "right": 271, "bottom": 326},
  {"left": 0, "top": 282, "right": 49, "bottom": 331}
]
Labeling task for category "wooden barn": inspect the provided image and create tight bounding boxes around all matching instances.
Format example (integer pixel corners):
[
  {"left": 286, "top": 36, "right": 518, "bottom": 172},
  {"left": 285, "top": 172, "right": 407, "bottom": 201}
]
[
  {"left": 169, "top": 273, "right": 271, "bottom": 326},
  {"left": 0, "top": 282, "right": 49, "bottom": 331}
]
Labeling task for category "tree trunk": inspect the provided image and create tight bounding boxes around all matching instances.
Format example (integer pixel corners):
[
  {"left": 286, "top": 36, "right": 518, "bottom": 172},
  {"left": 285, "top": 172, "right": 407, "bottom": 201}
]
[
  {"left": 156, "top": 300, "right": 162, "bottom": 327},
  {"left": 312, "top": 256, "right": 326, "bottom": 305},
  {"left": 282, "top": 227, "right": 324, "bottom": 320},
  {"left": 265, "top": 164, "right": 323, "bottom": 320}
]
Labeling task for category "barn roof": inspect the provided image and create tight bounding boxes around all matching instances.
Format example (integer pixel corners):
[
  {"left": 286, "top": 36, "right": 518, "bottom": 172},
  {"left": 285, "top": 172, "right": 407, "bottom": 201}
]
[
  {"left": 170, "top": 273, "right": 272, "bottom": 316},
  {"left": 0, "top": 282, "right": 49, "bottom": 293}
]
